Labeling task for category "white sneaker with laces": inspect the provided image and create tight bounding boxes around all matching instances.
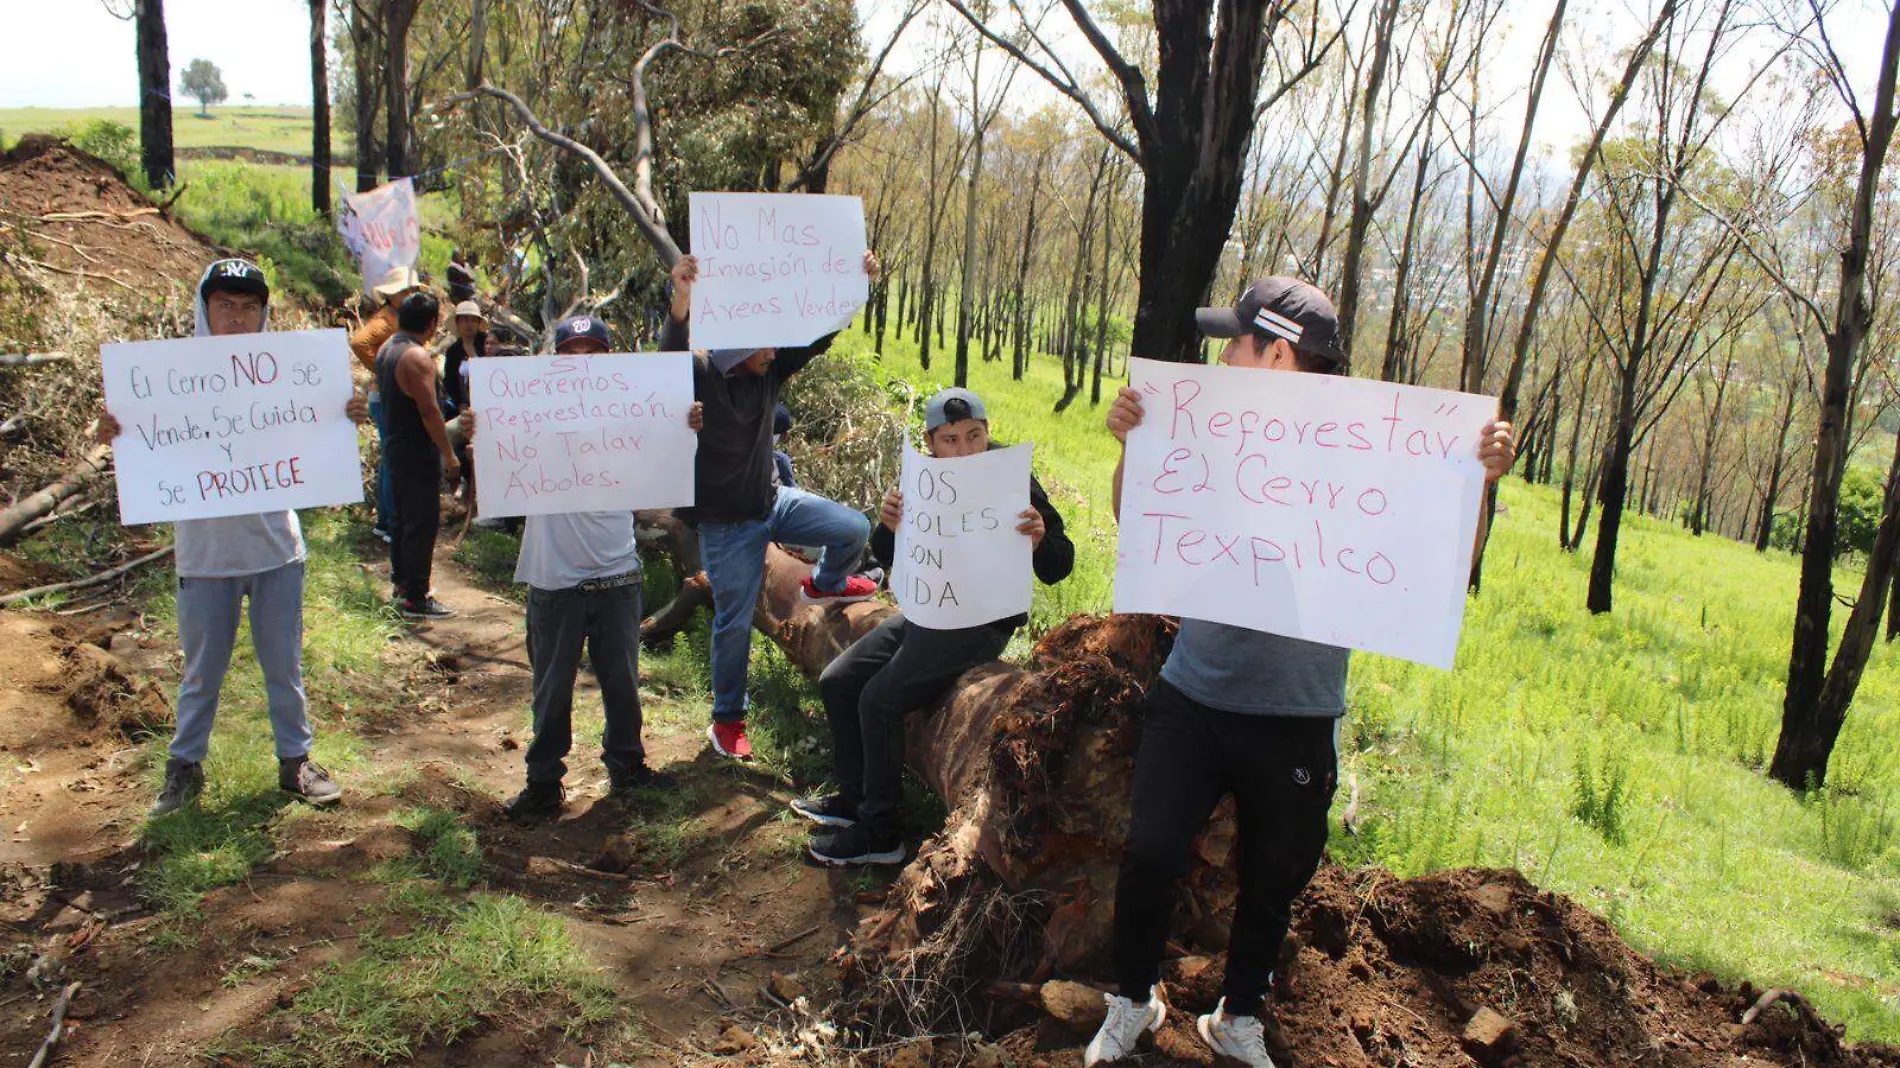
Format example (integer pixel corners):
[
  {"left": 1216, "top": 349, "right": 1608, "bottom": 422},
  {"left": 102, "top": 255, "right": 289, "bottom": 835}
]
[
  {"left": 1083, "top": 988, "right": 1166, "bottom": 1066},
  {"left": 1196, "top": 998, "right": 1276, "bottom": 1068}
]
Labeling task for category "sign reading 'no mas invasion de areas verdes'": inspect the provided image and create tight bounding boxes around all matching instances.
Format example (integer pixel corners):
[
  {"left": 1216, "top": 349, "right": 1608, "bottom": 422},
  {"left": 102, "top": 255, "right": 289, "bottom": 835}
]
[{"left": 687, "top": 192, "right": 869, "bottom": 352}]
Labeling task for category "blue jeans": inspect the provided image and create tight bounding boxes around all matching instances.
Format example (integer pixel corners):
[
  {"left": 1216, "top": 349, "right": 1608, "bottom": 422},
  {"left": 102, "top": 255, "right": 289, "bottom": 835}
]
[
  {"left": 170, "top": 561, "right": 313, "bottom": 763},
  {"left": 368, "top": 394, "right": 395, "bottom": 533},
  {"left": 699, "top": 486, "right": 870, "bottom": 722}
]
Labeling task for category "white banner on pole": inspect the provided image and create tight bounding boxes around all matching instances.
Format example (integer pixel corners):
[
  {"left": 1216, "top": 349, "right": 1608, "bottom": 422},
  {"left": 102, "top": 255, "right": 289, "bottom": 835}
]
[
  {"left": 100, "top": 330, "right": 364, "bottom": 525},
  {"left": 893, "top": 441, "right": 1034, "bottom": 630},
  {"left": 336, "top": 178, "right": 421, "bottom": 292},
  {"left": 1113, "top": 358, "right": 1492, "bottom": 669},
  {"left": 687, "top": 192, "right": 869, "bottom": 352},
  {"left": 467, "top": 350, "right": 697, "bottom": 518}
]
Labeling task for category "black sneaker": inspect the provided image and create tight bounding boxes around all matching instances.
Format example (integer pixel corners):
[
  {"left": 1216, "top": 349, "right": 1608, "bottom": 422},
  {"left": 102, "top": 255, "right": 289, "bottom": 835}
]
[
  {"left": 151, "top": 758, "right": 204, "bottom": 816},
  {"left": 808, "top": 826, "right": 904, "bottom": 867},
  {"left": 790, "top": 794, "right": 857, "bottom": 828},
  {"left": 280, "top": 757, "right": 342, "bottom": 805},
  {"left": 505, "top": 780, "right": 565, "bottom": 820},
  {"left": 608, "top": 762, "right": 677, "bottom": 795},
  {"left": 400, "top": 597, "right": 458, "bottom": 620}
]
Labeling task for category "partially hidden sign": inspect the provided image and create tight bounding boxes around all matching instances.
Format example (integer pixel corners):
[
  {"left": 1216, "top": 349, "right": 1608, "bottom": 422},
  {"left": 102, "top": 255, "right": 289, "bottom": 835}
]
[
  {"left": 101, "top": 329, "right": 364, "bottom": 525},
  {"left": 467, "top": 350, "right": 696, "bottom": 518},
  {"left": 687, "top": 192, "right": 869, "bottom": 352},
  {"left": 893, "top": 442, "right": 1034, "bottom": 630},
  {"left": 1113, "top": 358, "right": 1491, "bottom": 669},
  {"left": 335, "top": 178, "right": 421, "bottom": 294}
]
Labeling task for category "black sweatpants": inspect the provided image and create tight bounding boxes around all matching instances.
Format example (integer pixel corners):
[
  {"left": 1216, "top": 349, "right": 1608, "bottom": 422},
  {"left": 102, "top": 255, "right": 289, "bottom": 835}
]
[
  {"left": 387, "top": 444, "right": 441, "bottom": 606},
  {"left": 818, "top": 613, "right": 1013, "bottom": 838},
  {"left": 1112, "top": 680, "right": 1338, "bottom": 1017},
  {"left": 524, "top": 581, "right": 643, "bottom": 783}
]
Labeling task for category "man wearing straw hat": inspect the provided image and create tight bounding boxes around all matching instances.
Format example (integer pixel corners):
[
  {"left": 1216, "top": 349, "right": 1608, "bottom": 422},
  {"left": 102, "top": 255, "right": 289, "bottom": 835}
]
[{"left": 443, "top": 300, "right": 487, "bottom": 513}]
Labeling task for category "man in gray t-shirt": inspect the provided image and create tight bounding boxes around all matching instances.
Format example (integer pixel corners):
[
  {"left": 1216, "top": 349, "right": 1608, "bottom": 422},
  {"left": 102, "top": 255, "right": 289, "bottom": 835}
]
[{"left": 1084, "top": 278, "right": 1517, "bottom": 1068}]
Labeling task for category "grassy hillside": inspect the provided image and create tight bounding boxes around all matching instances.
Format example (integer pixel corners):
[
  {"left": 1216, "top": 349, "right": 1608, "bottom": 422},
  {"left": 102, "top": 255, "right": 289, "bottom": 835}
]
[
  {"left": 0, "top": 106, "right": 331, "bottom": 157},
  {"left": 828, "top": 324, "right": 1900, "bottom": 1042}
]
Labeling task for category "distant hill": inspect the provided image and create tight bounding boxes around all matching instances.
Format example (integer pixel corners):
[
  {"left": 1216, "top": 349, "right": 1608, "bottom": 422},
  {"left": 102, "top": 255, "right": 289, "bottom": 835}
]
[{"left": 0, "top": 106, "right": 339, "bottom": 159}]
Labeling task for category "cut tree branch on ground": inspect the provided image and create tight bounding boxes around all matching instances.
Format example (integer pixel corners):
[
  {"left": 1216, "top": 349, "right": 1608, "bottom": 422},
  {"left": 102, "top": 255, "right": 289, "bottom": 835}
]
[
  {"left": 0, "top": 546, "right": 174, "bottom": 607},
  {"left": 26, "top": 981, "right": 80, "bottom": 1068},
  {"left": 0, "top": 444, "right": 112, "bottom": 548},
  {"left": 0, "top": 353, "right": 73, "bottom": 368}
]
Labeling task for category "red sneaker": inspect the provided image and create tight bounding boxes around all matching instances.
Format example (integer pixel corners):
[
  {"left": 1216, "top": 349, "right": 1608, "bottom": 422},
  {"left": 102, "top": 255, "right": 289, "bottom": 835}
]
[
  {"left": 708, "top": 721, "right": 753, "bottom": 760},
  {"left": 799, "top": 573, "right": 879, "bottom": 605}
]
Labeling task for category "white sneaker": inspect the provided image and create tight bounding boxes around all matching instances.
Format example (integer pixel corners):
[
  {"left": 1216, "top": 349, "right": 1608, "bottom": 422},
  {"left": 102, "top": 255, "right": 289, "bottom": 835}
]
[
  {"left": 1083, "top": 989, "right": 1166, "bottom": 1066},
  {"left": 1196, "top": 998, "right": 1276, "bottom": 1068}
]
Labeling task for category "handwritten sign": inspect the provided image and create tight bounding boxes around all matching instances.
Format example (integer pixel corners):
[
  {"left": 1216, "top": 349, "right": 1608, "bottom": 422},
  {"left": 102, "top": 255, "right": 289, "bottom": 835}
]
[
  {"left": 467, "top": 351, "right": 696, "bottom": 518},
  {"left": 687, "top": 192, "right": 869, "bottom": 351},
  {"left": 335, "top": 178, "right": 421, "bottom": 293},
  {"left": 101, "top": 330, "right": 363, "bottom": 525},
  {"left": 1113, "top": 358, "right": 1490, "bottom": 669},
  {"left": 893, "top": 442, "right": 1033, "bottom": 630}
]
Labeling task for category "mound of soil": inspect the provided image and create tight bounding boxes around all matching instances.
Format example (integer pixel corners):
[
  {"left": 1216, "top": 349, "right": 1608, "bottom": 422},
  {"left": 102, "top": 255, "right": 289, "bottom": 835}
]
[
  {"left": 1007, "top": 865, "right": 1900, "bottom": 1067},
  {"left": 0, "top": 135, "right": 219, "bottom": 299}
]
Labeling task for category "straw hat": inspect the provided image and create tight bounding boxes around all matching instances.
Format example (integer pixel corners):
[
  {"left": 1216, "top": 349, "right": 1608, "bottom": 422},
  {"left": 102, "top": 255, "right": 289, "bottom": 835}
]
[
  {"left": 453, "top": 300, "right": 486, "bottom": 322},
  {"left": 370, "top": 265, "right": 422, "bottom": 300}
]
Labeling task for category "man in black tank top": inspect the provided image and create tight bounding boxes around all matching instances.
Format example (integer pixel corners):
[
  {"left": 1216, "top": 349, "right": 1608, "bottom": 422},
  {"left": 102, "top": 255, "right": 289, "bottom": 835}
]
[{"left": 376, "top": 291, "right": 458, "bottom": 619}]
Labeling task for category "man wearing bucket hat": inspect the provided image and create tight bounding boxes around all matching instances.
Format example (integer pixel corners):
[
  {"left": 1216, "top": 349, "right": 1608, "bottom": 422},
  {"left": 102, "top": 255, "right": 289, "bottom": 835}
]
[
  {"left": 794, "top": 386, "right": 1073, "bottom": 866},
  {"left": 1083, "top": 278, "right": 1516, "bottom": 1068},
  {"left": 661, "top": 252, "right": 883, "bottom": 762},
  {"left": 351, "top": 266, "right": 424, "bottom": 543}
]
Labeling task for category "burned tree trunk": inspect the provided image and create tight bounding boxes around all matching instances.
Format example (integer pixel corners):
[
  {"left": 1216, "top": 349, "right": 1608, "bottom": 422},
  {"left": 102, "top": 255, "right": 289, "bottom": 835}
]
[{"left": 751, "top": 546, "right": 1240, "bottom": 1025}]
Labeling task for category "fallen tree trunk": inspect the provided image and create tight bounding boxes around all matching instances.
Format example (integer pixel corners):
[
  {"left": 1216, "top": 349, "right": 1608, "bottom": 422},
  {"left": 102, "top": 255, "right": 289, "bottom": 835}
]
[
  {"left": 751, "top": 545, "right": 1242, "bottom": 1029},
  {"left": 0, "top": 352, "right": 72, "bottom": 368},
  {"left": 0, "top": 546, "right": 174, "bottom": 606},
  {"left": 0, "top": 444, "right": 112, "bottom": 548}
]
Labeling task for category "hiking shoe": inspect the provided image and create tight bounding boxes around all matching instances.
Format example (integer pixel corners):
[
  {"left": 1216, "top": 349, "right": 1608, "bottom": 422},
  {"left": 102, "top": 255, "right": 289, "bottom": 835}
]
[
  {"left": 1084, "top": 989, "right": 1166, "bottom": 1066},
  {"left": 1197, "top": 999, "right": 1276, "bottom": 1068},
  {"left": 280, "top": 757, "right": 342, "bottom": 805},
  {"left": 400, "top": 597, "right": 458, "bottom": 620},
  {"left": 506, "top": 780, "right": 566, "bottom": 820},
  {"left": 790, "top": 794, "right": 857, "bottom": 828},
  {"left": 708, "top": 721, "right": 753, "bottom": 760},
  {"left": 151, "top": 758, "right": 204, "bottom": 817},
  {"left": 807, "top": 826, "right": 904, "bottom": 867},
  {"left": 608, "top": 762, "right": 677, "bottom": 795},
  {"left": 798, "top": 574, "right": 878, "bottom": 605}
]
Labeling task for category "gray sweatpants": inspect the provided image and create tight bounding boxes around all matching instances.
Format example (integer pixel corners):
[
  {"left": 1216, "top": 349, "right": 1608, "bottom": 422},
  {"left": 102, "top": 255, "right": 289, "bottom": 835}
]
[{"left": 169, "top": 561, "right": 313, "bottom": 764}]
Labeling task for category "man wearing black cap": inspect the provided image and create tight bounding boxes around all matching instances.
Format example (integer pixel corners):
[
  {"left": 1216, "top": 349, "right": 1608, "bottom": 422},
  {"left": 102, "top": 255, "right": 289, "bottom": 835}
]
[
  {"left": 794, "top": 387, "right": 1073, "bottom": 866},
  {"left": 663, "top": 252, "right": 883, "bottom": 762},
  {"left": 92, "top": 258, "right": 368, "bottom": 816},
  {"left": 1084, "top": 278, "right": 1516, "bottom": 1068},
  {"left": 376, "top": 290, "right": 458, "bottom": 619},
  {"left": 464, "top": 315, "right": 705, "bottom": 818}
]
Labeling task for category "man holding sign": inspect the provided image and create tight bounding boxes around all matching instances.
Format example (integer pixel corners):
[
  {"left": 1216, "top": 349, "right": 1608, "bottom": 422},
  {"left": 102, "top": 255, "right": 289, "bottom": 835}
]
[
  {"left": 795, "top": 388, "right": 1073, "bottom": 867},
  {"left": 1085, "top": 279, "right": 1515, "bottom": 1068},
  {"left": 92, "top": 259, "right": 368, "bottom": 817},
  {"left": 463, "top": 316, "right": 705, "bottom": 820}
]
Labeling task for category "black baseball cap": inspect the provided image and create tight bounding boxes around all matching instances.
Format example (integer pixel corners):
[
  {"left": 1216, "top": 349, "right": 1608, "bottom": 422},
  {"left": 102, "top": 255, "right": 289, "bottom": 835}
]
[
  {"left": 1196, "top": 277, "right": 1347, "bottom": 371},
  {"left": 201, "top": 258, "right": 269, "bottom": 303},
  {"left": 553, "top": 315, "right": 612, "bottom": 350}
]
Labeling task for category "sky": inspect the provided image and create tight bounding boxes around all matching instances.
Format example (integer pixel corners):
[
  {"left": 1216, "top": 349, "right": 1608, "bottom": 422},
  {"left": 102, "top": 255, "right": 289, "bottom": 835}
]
[{"left": 0, "top": 0, "right": 1889, "bottom": 158}]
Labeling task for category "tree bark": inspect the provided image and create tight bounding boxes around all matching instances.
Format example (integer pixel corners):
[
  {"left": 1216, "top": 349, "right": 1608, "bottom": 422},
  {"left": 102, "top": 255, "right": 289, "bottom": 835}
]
[
  {"left": 0, "top": 446, "right": 113, "bottom": 549},
  {"left": 134, "top": 0, "right": 174, "bottom": 190},
  {"left": 1334, "top": 0, "right": 1404, "bottom": 355},
  {"left": 383, "top": 0, "right": 420, "bottom": 180},
  {"left": 310, "top": 0, "right": 332, "bottom": 217},
  {"left": 352, "top": 3, "right": 384, "bottom": 193}
]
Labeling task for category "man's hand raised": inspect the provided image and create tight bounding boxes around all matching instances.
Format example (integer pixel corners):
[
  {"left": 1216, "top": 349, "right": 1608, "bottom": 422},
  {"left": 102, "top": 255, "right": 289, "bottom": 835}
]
[
  {"left": 879, "top": 486, "right": 903, "bottom": 532},
  {"left": 1478, "top": 420, "right": 1516, "bottom": 483},
  {"left": 1106, "top": 386, "right": 1145, "bottom": 444},
  {"left": 91, "top": 411, "right": 122, "bottom": 446}
]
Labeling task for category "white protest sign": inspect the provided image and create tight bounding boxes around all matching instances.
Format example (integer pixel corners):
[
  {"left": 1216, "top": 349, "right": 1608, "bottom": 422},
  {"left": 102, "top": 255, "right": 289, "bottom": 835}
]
[
  {"left": 1113, "top": 358, "right": 1493, "bottom": 669},
  {"left": 467, "top": 350, "right": 697, "bottom": 518},
  {"left": 100, "top": 329, "right": 363, "bottom": 525},
  {"left": 688, "top": 192, "right": 869, "bottom": 351},
  {"left": 335, "top": 178, "right": 421, "bottom": 292},
  {"left": 893, "top": 442, "right": 1034, "bottom": 630}
]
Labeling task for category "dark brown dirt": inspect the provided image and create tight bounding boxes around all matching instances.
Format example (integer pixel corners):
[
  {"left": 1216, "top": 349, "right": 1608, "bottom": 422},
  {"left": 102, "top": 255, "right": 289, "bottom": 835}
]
[{"left": 0, "top": 135, "right": 218, "bottom": 300}]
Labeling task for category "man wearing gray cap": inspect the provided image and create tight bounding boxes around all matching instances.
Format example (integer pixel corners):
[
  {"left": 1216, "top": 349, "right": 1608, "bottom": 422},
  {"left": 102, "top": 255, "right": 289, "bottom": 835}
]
[
  {"left": 663, "top": 252, "right": 884, "bottom": 762},
  {"left": 1084, "top": 278, "right": 1517, "bottom": 1068},
  {"left": 793, "top": 387, "right": 1073, "bottom": 866}
]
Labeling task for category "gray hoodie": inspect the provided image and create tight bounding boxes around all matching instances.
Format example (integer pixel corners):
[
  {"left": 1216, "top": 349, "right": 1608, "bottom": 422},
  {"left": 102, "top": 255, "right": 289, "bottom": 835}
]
[{"left": 171, "top": 261, "right": 306, "bottom": 579}]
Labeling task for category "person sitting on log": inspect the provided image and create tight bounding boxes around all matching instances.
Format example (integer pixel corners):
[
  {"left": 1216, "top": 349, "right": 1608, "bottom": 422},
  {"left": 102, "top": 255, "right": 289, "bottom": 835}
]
[
  {"left": 1086, "top": 278, "right": 1516, "bottom": 1068},
  {"left": 92, "top": 258, "right": 371, "bottom": 816},
  {"left": 793, "top": 387, "right": 1075, "bottom": 867},
  {"left": 462, "top": 315, "right": 705, "bottom": 819},
  {"left": 662, "top": 251, "right": 884, "bottom": 762}
]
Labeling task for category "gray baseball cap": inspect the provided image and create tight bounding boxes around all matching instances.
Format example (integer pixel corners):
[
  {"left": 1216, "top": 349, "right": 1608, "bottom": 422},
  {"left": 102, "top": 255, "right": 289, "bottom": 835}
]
[{"left": 924, "top": 387, "right": 987, "bottom": 431}]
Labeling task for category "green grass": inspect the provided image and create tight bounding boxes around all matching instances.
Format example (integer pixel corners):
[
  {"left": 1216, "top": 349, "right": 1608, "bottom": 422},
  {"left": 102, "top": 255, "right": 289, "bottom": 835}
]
[
  {"left": 0, "top": 106, "right": 335, "bottom": 157},
  {"left": 829, "top": 317, "right": 1900, "bottom": 1042}
]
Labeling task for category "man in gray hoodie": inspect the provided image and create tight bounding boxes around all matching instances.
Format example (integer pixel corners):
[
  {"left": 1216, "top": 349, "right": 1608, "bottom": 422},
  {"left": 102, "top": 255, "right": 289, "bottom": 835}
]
[{"left": 94, "top": 258, "right": 368, "bottom": 816}]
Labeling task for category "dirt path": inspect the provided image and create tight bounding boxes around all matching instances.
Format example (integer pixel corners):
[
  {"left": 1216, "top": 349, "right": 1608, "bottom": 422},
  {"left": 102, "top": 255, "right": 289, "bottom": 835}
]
[{"left": 0, "top": 545, "right": 877, "bottom": 1066}]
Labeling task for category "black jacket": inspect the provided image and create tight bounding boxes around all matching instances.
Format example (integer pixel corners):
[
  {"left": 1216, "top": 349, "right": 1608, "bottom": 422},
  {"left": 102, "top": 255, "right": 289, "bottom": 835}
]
[
  {"left": 661, "top": 315, "right": 835, "bottom": 523},
  {"left": 868, "top": 447, "right": 1074, "bottom": 630}
]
